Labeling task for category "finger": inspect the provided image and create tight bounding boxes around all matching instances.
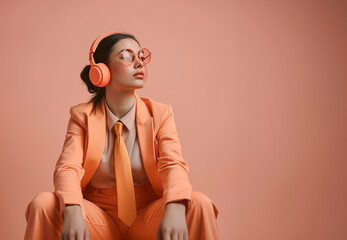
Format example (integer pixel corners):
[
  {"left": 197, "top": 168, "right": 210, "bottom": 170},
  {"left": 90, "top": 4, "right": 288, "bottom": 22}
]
[
  {"left": 178, "top": 233, "right": 184, "bottom": 240},
  {"left": 76, "top": 232, "right": 83, "bottom": 240},
  {"left": 179, "top": 232, "right": 187, "bottom": 240},
  {"left": 157, "top": 228, "right": 162, "bottom": 240},
  {"left": 162, "top": 230, "right": 171, "bottom": 240},
  {"left": 67, "top": 234, "right": 75, "bottom": 240},
  {"left": 184, "top": 232, "right": 189, "bottom": 240},
  {"left": 171, "top": 232, "right": 178, "bottom": 240},
  {"left": 84, "top": 229, "right": 90, "bottom": 240}
]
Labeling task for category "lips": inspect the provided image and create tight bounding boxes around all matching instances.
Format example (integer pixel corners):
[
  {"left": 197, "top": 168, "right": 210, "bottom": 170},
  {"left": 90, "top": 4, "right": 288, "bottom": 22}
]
[{"left": 133, "top": 71, "right": 144, "bottom": 76}]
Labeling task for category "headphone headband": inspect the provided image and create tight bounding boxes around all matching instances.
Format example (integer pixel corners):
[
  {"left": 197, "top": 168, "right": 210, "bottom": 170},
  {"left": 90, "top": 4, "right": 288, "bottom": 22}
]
[
  {"left": 89, "top": 30, "right": 122, "bottom": 65},
  {"left": 87, "top": 30, "right": 147, "bottom": 88}
]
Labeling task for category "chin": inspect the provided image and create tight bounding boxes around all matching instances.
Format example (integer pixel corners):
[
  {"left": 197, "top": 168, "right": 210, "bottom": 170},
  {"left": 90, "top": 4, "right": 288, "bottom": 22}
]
[
  {"left": 133, "top": 82, "right": 146, "bottom": 89},
  {"left": 112, "top": 82, "right": 145, "bottom": 91}
]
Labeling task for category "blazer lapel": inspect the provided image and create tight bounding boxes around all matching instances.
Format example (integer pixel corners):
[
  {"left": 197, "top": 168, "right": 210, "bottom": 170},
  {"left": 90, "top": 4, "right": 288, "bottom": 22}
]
[
  {"left": 80, "top": 97, "right": 106, "bottom": 190},
  {"left": 134, "top": 93, "right": 163, "bottom": 197},
  {"left": 80, "top": 93, "right": 163, "bottom": 198}
]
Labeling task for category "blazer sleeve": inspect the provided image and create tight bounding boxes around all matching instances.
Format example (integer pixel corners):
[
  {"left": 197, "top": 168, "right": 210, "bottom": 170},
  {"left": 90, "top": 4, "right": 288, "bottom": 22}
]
[
  {"left": 53, "top": 106, "right": 87, "bottom": 220},
  {"left": 156, "top": 104, "right": 193, "bottom": 214}
]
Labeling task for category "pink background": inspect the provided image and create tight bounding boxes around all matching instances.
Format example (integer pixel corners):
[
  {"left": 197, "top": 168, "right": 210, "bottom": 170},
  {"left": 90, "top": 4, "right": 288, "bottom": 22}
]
[{"left": 1, "top": 0, "right": 346, "bottom": 239}]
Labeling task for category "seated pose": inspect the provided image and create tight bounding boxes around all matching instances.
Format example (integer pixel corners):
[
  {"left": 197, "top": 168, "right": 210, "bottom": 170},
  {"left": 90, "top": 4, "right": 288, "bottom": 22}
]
[{"left": 24, "top": 30, "right": 220, "bottom": 240}]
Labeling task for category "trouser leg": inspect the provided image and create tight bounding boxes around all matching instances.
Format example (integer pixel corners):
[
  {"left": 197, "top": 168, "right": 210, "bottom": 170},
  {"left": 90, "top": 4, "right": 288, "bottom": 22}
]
[
  {"left": 186, "top": 191, "right": 220, "bottom": 240},
  {"left": 24, "top": 191, "right": 123, "bottom": 240},
  {"left": 24, "top": 192, "right": 63, "bottom": 239},
  {"left": 126, "top": 190, "right": 220, "bottom": 240}
]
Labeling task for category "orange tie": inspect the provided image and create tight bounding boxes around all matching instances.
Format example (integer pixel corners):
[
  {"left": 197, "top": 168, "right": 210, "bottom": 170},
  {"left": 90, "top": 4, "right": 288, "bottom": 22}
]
[{"left": 113, "top": 121, "right": 137, "bottom": 227}]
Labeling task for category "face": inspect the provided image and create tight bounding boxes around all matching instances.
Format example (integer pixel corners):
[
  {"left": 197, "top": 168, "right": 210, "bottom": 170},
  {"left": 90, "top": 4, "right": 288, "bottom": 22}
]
[{"left": 105, "top": 38, "right": 147, "bottom": 92}]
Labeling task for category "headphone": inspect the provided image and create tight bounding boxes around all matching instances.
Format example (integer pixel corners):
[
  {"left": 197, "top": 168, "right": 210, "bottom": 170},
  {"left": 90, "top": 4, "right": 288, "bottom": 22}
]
[{"left": 88, "top": 30, "right": 148, "bottom": 88}]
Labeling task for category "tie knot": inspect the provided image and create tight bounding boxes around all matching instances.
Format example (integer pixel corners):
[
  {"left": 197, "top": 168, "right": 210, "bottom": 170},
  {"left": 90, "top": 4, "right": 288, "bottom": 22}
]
[{"left": 113, "top": 121, "right": 123, "bottom": 136}]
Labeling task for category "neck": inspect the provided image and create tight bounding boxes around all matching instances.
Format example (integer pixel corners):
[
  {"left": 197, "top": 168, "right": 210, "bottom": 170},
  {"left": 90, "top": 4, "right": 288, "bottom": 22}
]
[{"left": 105, "top": 89, "right": 135, "bottom": 119}]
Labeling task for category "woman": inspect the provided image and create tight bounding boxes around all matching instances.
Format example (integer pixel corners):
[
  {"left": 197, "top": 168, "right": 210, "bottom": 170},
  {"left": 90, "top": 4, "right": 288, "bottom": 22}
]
[{"left": 24, "top": 31, "right": 219, "bottom": 240}]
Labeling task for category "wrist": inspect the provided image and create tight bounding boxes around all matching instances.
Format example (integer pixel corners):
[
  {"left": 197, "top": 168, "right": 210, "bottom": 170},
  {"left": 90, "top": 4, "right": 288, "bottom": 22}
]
[
  {"left": 166, "top": 200, "right": 186, "bottom": 210},
  {"left": 64, "top": 204, "right": 80, "bottom": 210}
]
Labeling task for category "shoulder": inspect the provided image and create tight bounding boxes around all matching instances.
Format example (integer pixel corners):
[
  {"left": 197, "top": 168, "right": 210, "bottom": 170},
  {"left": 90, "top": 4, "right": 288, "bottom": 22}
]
[
  {"left": 68, "top": 100, "right": 93, "bottom": 129},
  {"left": 139, "top": 95, "right": 169, "bottom": 111},
  {"left": 69, "top": 101, "right": 92, "bottom": 115},
  {"left": 67, "top": 95, "right": 175, "bottom": 127},
  {"left": 138, "top": 95, "right": 174, "bottom": 120}
]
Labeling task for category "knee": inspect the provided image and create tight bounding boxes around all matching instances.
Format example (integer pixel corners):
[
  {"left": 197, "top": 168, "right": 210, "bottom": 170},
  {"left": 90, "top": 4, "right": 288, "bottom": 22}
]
[
  {"left": 191, "top": 191, "right": 212, "bottom": 209},
  {"left": 29, "top": 192, "right": 57, "bottom": 212},
  {"left": 190, "top": 191, "right": 219, "bottom": 217}
]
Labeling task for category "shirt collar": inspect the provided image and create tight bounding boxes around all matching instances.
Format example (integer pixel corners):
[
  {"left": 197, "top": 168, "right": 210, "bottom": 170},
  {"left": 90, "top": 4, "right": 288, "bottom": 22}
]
[{"left": 105, "top": 97, "right": 136, "bottom": 132}]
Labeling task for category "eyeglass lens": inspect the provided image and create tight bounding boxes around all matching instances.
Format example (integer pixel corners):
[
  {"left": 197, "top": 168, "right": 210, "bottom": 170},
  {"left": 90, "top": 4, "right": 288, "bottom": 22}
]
[{"left": 122, "top": 48, "right": 151, "bottom": 64}]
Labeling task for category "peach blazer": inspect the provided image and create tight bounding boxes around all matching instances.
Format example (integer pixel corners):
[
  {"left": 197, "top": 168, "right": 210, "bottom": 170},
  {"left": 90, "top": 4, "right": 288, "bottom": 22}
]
[{"left": 53, "top": 92, "right": 206, "bottom": 219}]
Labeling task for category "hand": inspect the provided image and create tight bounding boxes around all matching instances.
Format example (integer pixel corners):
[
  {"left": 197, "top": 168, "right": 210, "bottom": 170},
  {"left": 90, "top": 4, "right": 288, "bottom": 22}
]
[
  {"left": 157, "top": 201, "right": 188, "bottom": 240},
  {"left": 61, "top": 205, "right": 90, "bottom": 240}
]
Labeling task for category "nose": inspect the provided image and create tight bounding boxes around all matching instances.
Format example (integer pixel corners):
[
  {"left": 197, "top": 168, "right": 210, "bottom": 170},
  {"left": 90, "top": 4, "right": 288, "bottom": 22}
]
[{"left": 134, "top": 55, "right": 144, "bottom": 68}]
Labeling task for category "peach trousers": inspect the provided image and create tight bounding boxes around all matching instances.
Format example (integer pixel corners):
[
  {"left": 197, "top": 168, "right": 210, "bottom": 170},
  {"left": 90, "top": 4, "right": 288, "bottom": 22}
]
[{"left": 24, "top": 182, "right": 220, "bottom": 240}]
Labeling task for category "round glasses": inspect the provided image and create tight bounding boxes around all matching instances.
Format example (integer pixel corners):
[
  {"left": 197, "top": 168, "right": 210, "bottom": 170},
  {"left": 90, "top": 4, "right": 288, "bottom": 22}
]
[{"left": 103, "top": 48, "right": 152, "bottom": 65}]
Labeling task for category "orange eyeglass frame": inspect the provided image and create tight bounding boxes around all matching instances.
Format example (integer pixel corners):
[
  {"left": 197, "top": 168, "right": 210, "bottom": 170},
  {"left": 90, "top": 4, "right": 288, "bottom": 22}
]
[{"left": 103, "top": 48, "right": 152, "bottom": 65}]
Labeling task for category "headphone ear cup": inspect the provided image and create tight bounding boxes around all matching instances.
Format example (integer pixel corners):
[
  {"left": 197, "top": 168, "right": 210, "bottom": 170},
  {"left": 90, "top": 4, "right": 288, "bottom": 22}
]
[{"left": 89, "top": 63, "right": 111, "bottom": 87}]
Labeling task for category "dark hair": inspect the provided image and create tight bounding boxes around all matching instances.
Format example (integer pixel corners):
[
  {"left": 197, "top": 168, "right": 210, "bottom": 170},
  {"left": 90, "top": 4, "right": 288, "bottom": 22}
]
[{"left": 80, "top": 32, "right": 141, "bottom": 115}]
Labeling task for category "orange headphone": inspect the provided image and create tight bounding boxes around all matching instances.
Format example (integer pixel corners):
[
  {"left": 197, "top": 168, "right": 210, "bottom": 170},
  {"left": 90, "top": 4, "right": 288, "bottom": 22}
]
[{"left": 88, "top": 30, "right": 148, "bottom": 87}]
